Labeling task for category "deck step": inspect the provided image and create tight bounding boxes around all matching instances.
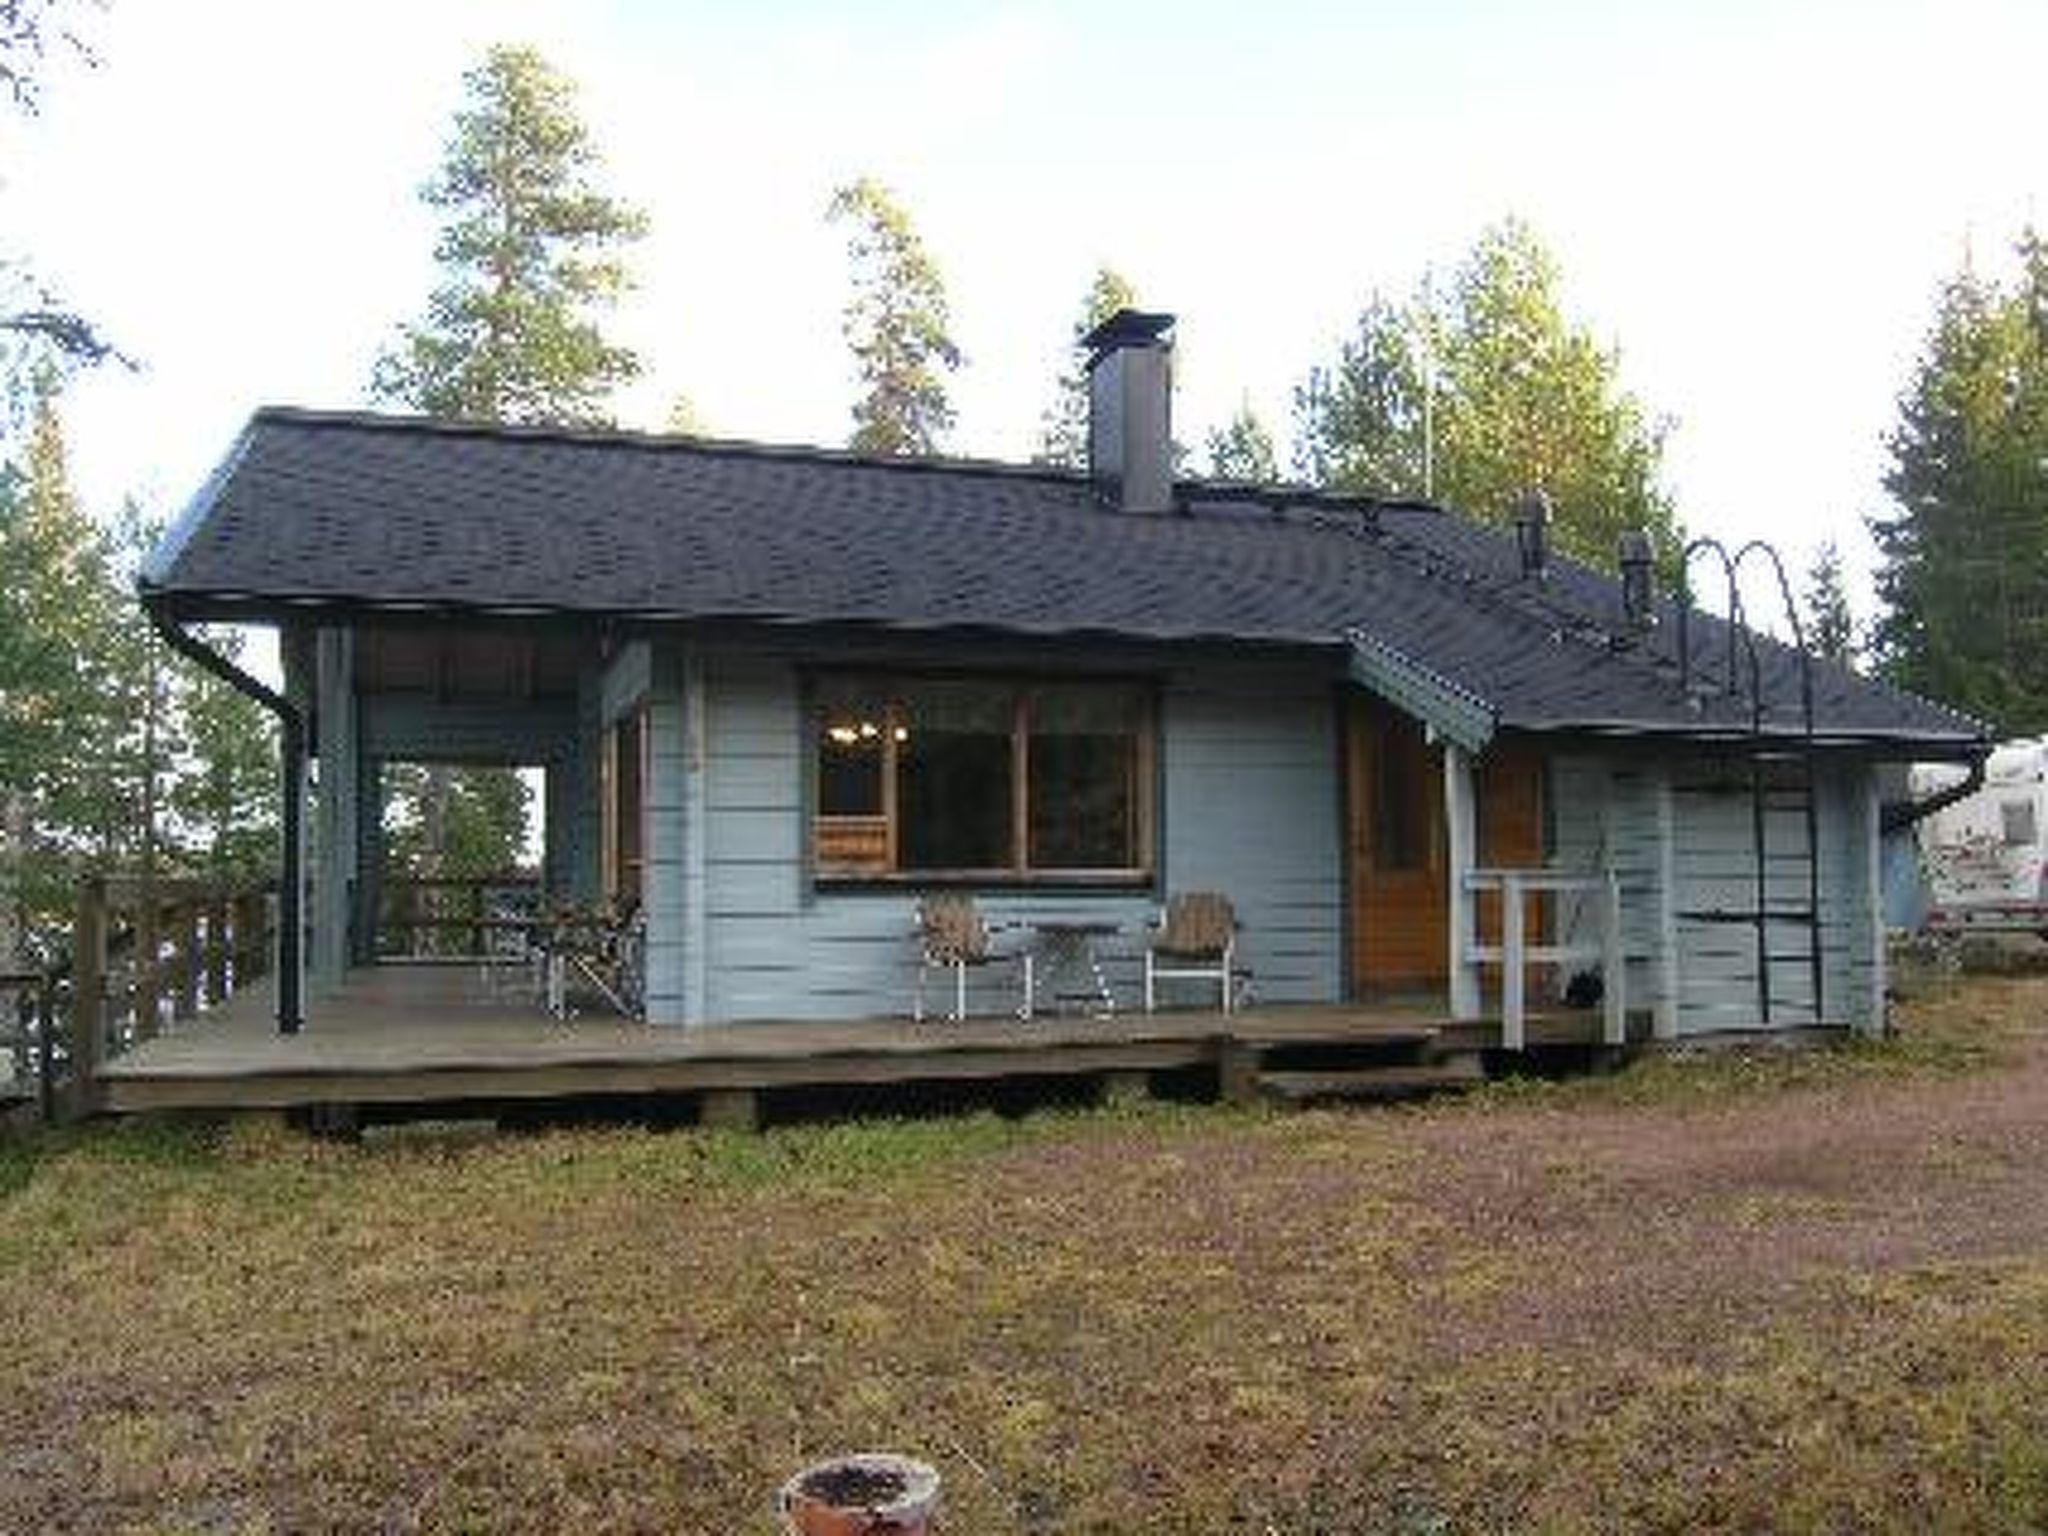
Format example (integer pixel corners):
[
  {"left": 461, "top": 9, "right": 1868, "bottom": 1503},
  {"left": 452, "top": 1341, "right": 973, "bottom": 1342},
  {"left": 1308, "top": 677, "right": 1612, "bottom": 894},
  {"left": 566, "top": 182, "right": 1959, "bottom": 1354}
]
[{"left": 1257, "top": 1060, "right": 1485, "bottom": 1104}]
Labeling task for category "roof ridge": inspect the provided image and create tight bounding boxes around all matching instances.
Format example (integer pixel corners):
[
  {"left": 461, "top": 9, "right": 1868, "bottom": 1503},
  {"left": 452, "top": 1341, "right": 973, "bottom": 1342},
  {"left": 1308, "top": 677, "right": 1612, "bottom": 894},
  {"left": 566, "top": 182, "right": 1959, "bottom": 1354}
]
[
  {"left": 253, "top": 408, "right": 1465, "bottom": 523},
  {"left": 250, "top": 405, "right": 1098, "bottom": 490}
]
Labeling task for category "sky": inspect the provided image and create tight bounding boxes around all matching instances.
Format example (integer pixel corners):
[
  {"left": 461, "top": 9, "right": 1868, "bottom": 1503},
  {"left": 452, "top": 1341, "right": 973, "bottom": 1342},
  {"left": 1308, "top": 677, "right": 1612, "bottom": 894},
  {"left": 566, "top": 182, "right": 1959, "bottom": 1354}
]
[{"left": 7, "top": 0, "right": 2047, "bottom": 621}]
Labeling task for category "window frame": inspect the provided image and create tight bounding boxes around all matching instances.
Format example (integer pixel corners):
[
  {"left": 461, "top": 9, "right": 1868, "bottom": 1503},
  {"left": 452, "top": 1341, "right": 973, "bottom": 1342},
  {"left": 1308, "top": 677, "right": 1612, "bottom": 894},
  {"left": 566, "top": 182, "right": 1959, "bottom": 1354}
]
[{"left": 808, "top": 670, "right": 1158, "bottom": 888}]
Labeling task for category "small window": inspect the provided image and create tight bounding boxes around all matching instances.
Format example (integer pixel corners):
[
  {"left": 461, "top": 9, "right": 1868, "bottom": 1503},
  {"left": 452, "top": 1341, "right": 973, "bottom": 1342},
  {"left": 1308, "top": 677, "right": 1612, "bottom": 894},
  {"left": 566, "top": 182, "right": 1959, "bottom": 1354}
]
[
  {"left": 2001, "top": 798, "right": 2036, "bottom": 847},
  {"left": 1371, "top": 713, "right": 1435, "bottom": 872},
  {"left": 816, "top": 682, "right": 894, "bottom": 873}
]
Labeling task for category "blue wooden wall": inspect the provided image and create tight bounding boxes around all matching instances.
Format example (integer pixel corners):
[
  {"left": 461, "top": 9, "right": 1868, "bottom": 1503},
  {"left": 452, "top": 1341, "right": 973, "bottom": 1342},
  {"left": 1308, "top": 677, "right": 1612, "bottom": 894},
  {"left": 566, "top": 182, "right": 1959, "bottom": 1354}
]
[{"left": 637, "top": 641, "right": 1346, "bottom": 1025}]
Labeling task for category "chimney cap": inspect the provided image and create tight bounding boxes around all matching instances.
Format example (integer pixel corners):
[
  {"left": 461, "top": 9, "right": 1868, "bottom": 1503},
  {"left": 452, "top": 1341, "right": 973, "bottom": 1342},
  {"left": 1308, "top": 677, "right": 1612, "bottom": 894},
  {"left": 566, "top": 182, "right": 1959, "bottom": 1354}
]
[{"left": 1081, "top": 308, "right": 1176, "bottom": 360}]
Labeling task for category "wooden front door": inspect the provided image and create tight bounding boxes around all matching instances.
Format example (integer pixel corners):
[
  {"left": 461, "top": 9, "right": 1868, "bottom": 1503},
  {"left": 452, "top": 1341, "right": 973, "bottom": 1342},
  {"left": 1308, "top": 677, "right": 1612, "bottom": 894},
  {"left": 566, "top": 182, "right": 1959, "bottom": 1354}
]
[
  {"left": 1347, "top": 696, "right": 1447, "bottom": 995},
  {"left": 1347, "top": 699, "right": 1549, "bottom": 999}
]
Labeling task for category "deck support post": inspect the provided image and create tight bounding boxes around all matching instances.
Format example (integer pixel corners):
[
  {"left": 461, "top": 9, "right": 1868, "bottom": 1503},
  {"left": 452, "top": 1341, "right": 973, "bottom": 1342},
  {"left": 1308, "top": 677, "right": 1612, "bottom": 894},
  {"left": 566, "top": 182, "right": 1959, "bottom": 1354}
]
[
  {"left": 1601, "top": 871, "right": 1626, "bottom": 1046},
  {"left": 1500, "top": 870, "right": 1525, "bottom": 1050},
  {"left": 1653, "top": 768, "right": 1680, "bottom": 1040},
  {"left": 68, "top": 877, "right": 106, "bottom": 1120},
  {"left": 1215, "top": 1037, "right": 1261, "bottom": 1107},
  {"left": 205, "top": 895, "right": 231, "bottom": 1005},
  {"left": 1860, "top": 770, "right": 1886, "bottom": 1037},
  {"left": 312, "top": 628, "right": 358, "bottom": 998},
  {"left": 134, "top": 886, "right": 161, "bottom": 1041},
  {"left": 681, "top": 652, "right": 710, "bottom": 1027},
  {"left": 176, "top": 901, "right": 203, "bottom": 1020},
  {"left": 1444, "top": 744, "right": 1480, "bottom": 1022},
  {"left": 699, "top": 1087, "right": 759, "bottom": 1132},
  {"left": 278, "top": 709, "right": 307, "bottom": 1034}
]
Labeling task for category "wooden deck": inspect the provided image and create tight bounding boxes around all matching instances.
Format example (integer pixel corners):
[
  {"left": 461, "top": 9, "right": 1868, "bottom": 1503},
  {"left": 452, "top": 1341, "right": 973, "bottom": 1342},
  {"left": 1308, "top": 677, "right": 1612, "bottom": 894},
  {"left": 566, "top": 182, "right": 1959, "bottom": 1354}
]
[{"left": 91, "top": 962, "right": 1627, "bottom": 1117}]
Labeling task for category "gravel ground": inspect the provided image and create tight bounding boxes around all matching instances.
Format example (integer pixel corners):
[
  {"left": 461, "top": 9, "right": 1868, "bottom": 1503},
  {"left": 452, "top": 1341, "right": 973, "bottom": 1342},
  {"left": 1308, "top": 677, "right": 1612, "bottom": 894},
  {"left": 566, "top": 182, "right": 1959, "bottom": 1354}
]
[{"left": 0, "top": 974, "right": 2044, "bottom": 1533}]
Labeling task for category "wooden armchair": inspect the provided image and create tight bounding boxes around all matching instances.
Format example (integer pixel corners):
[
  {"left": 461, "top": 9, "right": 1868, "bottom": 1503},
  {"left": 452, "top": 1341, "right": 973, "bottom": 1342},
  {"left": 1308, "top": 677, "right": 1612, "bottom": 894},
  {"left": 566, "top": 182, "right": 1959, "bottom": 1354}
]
[
  {"left": 1143, "top": 892, "right": 1238, "bottom": 1013},
  {"left": 913, "top": 894, "right": 1033, "bottom": 1023}
]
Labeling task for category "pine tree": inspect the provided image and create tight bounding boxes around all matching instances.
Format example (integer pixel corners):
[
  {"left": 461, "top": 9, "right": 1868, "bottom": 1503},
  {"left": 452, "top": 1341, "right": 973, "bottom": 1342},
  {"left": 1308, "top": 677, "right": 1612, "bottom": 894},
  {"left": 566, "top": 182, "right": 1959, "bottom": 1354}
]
[
  {"left": 826, "top": 178, "right": 962, "bottom": 456},
  {"left": 1870, "top": 232, "right": 2048, "bottom": 733},
  {"left": 1035, "top": 267, "right": 1138, "bottom": 467},
  {"left": 1296, "top": 219, "right": 1676, "bottom": 567},
  {"left": 373, "top": 43, "right": 641, "bottom": 876},
  {"left": 0, "top": 377, "right": 132, "bottom": 953},
  {"left": 373, "top": 43, "right": 647, "bottom": 426},
  {"left": 1204, "top": 403, "right": 1279, "bottom": 482},
  {"left": 170, "top": 627, "right": 276, "bottom": 884},
  {"left": 1803, "top": 539, "right": 1856, "bottom": 667}
]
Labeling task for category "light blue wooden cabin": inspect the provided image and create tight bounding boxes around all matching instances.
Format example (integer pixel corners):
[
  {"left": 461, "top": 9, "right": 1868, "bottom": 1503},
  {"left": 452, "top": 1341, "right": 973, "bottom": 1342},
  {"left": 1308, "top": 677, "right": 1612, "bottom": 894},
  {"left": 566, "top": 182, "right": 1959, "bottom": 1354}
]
[{"left": 143, "top": 313, "right": 1987, "bottom": 1054}]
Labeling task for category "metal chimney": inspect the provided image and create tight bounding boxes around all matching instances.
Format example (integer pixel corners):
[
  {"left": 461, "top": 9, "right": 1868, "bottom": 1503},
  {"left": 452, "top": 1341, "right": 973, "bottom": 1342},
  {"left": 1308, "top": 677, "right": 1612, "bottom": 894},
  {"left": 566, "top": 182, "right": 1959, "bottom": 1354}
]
[
  {"left": 1512, "top": 490, "right": 1551, "bottom": 579},
  {"left": 1618, "top": 529, "right": 1657, "bottom": 630},
  {"left": 1082, "top": 308, "right": 1175, "bottom": 515}
]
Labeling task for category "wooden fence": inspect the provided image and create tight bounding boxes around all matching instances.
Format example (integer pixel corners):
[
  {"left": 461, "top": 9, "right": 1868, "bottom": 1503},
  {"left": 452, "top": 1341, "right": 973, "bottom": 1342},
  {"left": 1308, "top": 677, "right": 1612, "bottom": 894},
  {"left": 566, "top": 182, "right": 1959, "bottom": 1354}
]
[{"left": 0, "top": 875, "right": 275, "bottom": 1121}]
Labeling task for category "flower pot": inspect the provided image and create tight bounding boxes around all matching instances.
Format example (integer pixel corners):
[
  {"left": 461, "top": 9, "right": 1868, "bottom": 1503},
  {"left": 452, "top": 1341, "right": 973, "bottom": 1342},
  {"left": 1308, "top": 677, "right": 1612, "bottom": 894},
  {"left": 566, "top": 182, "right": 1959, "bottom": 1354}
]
[{"left": 777, "top": 1452, "right": 941, "bottom": 1536}]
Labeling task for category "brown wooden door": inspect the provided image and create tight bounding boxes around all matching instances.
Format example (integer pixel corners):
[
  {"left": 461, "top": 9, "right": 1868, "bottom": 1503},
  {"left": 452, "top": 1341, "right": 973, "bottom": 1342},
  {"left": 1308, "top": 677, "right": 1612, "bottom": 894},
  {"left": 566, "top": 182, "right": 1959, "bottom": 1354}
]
[{"left": 1347, "top": 696, "right": 1447, "bottom": 996}]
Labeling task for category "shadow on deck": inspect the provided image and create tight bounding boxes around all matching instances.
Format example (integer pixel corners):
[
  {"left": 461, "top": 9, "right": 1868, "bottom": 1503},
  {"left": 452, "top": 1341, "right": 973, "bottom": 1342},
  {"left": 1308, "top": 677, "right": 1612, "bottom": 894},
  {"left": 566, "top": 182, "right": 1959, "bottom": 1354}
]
[{"left": 92, "top": 962, "right": 1630, "bottom": 1119}]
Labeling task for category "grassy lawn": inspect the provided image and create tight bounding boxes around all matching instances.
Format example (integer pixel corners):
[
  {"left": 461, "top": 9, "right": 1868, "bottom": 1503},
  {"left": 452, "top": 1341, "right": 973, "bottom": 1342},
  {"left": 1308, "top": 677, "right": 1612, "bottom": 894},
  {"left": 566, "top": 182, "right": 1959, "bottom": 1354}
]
[{"left": 4, "top": 976, "right": 2048, "bottom": 1533}]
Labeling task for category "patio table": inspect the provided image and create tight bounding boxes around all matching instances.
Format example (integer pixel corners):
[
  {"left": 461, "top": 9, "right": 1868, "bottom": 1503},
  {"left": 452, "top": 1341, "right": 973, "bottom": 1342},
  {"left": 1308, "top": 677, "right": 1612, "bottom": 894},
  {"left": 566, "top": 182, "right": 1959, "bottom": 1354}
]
[{"left": 1027, "top": 919, "right": 1122, "bottom": 1019}]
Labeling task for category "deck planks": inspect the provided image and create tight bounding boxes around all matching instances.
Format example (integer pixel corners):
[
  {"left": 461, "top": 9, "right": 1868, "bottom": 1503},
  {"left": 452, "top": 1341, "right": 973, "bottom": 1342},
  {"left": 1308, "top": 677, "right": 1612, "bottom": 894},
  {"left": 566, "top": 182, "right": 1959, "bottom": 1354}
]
[{"left": 90, "top": 962, "right": 1622, "bottom": 1114}]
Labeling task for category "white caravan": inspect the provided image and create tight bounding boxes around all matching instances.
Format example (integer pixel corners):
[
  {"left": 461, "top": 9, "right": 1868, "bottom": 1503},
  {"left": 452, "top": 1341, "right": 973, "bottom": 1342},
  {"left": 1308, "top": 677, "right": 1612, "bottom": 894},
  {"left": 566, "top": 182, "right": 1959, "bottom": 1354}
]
[{"left": 1914, "top": 737, "right": 2048, "bottom": 927}]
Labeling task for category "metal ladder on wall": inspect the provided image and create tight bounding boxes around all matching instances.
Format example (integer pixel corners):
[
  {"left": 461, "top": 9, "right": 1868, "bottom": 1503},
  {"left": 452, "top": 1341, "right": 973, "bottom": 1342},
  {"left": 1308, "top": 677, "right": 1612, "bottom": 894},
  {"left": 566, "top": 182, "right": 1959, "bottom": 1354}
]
[{"left": 1674, "top": 539, "right": 1824, "bottom": 1026}]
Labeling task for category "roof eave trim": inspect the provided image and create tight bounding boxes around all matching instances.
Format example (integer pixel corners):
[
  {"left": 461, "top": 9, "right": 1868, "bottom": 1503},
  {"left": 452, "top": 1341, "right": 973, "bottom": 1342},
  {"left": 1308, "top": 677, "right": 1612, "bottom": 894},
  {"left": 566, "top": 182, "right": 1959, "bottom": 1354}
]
[
  {"left": 1500, "top": 716, "right": 1992, "bottom": 757},
  {"left": 1344, "top": 629, "right": 1497, "bottom": 754}
]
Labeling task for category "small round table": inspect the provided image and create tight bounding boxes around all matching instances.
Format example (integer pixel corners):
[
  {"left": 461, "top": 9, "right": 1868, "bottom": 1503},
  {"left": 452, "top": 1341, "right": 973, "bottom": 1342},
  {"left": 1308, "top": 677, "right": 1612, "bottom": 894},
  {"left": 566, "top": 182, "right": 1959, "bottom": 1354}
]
[{"left": 1029, "top": 920, "right": 1121, "bottom": 1018}]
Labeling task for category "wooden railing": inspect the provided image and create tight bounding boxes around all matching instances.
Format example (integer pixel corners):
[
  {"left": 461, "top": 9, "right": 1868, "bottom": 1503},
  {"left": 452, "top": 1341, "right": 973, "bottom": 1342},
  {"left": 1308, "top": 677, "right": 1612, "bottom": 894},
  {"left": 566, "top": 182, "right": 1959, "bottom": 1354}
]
[
  {"left": 376, "top": 874, "right": 542, "bottom": 961},
  {"left": 3, "top": 875, "right": 275, "bottom": 1119},
  {"left": 1457, "top": 868, "right": 1625, "bottom": 1050}
]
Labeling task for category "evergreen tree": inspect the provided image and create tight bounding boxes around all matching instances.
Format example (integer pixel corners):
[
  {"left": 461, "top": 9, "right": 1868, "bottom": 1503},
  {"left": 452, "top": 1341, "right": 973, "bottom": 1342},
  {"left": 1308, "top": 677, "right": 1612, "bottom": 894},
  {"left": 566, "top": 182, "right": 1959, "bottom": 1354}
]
[
  {"left": 1035, "top": 266, "right": 1137, "bottom": 467},
  {"left": 373, "top": 43, "right": 647, "bottom": 426},
  {"left": 373, "top": 42, "right": 640, "bottom": 875},
  {"left": 1870, "top": 233, "right": 2048, "bottom": 733},
  {"left": 1802, "top": 538, "right": 1856, "bottom": 667},
  {"left": 1296, "top": 218, "right": 1676, "bottom": 567},
  {"left": 0, "top": 378, "right": 136, "bottom": 954},
  {"left": 1204, "top": 403, "right": 1279, "bottom": 482},
  {"left": 169, "top": 627, "right": 276, "bottom": 884},
  {"left": 826, "top": 178, "right": 962, "bottom": 456}
]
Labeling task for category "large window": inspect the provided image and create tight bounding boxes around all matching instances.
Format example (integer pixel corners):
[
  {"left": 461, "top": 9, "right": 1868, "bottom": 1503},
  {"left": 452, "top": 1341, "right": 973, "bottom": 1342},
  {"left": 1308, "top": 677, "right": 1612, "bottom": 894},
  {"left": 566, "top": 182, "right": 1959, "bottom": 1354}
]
[{"left": 814, "top": 675, "right": 1152, "bottom": 881}]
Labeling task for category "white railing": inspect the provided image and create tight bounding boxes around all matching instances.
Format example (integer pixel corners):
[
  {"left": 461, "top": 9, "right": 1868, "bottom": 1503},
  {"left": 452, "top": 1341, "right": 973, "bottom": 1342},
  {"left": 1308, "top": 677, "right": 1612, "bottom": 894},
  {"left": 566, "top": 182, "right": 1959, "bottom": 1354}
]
[{"left": 1457, "top": 868, "right": 1624, "bottom": 1050}]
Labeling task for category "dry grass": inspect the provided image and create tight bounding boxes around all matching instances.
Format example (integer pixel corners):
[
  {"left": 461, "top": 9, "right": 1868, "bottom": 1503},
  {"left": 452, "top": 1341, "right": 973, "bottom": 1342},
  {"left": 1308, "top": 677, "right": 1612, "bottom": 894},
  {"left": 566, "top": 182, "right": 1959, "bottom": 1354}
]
[{"left": 3, "top": 975, "right": 2047, "bottom": 1532}]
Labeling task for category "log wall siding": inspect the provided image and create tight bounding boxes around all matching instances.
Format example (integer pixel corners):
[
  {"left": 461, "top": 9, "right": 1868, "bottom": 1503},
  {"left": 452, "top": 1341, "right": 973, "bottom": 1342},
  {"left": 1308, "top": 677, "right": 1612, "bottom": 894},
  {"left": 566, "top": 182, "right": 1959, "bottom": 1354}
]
[
  {"left": 1552, "top": 752, "right": 1884, "bottom": 1033},
  {"left": 638, "top": 644, "right": 1344, "bottom": 1026}
]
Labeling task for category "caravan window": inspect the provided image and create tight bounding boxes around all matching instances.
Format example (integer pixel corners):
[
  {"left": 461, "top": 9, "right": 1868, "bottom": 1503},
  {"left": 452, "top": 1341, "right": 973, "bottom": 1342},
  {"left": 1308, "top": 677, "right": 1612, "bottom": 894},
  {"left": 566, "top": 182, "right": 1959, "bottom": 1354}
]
[{"left": 2001, "top": 798, "right": 2036, "bottom": 847}]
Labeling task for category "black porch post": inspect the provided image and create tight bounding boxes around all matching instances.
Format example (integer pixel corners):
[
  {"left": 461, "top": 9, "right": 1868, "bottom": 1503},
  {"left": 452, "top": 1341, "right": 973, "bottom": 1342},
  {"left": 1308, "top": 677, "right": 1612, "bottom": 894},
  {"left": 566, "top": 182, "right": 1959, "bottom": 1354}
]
[{"left": 277, "top": 709, "right": 307, "bottom": 1035}]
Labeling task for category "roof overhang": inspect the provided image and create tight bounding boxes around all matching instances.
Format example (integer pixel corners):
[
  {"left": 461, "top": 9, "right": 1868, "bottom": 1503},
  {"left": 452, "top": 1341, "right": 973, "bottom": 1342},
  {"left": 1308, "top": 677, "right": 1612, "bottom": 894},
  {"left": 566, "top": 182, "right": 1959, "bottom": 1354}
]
[{"left": 1345, "top": 630, "right": 1498, "bottom": 754}]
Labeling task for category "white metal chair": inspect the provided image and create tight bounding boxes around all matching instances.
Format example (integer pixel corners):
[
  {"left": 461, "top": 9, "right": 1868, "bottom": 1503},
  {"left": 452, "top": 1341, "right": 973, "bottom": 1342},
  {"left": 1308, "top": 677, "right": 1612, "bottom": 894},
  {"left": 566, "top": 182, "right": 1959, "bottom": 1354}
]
[
  {"left": 1143, "top": 892, "right": 1238, "bottom": 1013},
  {"left": 913, "top": 893, "right": 1033, "bottom": 1023}
]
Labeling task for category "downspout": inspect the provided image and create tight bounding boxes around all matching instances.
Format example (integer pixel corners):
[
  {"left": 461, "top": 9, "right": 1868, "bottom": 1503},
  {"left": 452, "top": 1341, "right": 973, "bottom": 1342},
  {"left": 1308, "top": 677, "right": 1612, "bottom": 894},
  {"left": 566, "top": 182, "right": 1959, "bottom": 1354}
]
[
  {"left": 145, "top": 602, "right": 306, "bottom": 1034},
  {"left": 1880, "top": 757, "right": 1987, "bottom": 835}
]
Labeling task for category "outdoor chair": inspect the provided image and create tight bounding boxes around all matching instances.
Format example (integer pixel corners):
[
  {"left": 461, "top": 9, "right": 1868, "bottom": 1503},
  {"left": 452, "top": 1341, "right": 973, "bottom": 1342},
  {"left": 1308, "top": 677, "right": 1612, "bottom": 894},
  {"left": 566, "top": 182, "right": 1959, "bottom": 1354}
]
[
  {"left": 537, "top": 897, "right": 645, "bottom": 1022},
  {"left": 1143, "top": 891, "right": 1238, "bottom": 1013},
  {"left": 913, "top": 893, "right": 1033, "bottom": 1023}
]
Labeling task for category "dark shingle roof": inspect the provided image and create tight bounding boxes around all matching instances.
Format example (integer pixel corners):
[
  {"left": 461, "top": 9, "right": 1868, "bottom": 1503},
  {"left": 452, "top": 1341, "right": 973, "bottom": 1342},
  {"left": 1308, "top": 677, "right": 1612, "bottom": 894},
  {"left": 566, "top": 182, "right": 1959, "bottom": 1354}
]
[{"left": 143, "top": 408, "right": 1985, "bottom": 750}]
